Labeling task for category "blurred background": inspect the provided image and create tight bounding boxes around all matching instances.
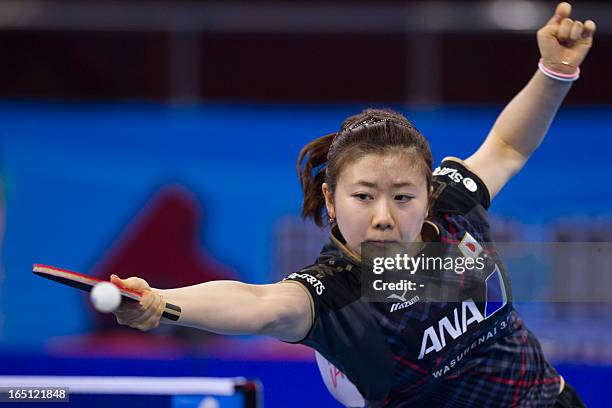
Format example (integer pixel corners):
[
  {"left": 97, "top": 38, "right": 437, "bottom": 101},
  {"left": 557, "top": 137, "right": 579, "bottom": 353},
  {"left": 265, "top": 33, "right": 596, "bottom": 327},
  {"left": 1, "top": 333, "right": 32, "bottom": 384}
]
[{"left": 0, "top": 0, "right": 611, "bottom": 406}]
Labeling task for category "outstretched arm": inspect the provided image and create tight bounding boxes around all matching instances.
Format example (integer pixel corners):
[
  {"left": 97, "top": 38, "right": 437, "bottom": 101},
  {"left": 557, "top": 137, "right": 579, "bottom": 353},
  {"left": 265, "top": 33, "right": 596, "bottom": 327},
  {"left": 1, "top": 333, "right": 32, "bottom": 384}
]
[
  {"left": 159, "top": 281, "right": 312, "bottom": 341},
  {"left": 465, "top": 2, "right": 596, "bottom": 199},
  {"left": 111, "top": 275, "right": 313, "bottom": 343}
]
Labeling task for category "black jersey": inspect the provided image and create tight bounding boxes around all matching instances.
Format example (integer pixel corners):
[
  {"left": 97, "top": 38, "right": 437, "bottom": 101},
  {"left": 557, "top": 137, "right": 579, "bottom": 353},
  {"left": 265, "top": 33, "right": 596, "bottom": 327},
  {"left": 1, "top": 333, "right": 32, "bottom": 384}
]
[{"left": 282, "top": 158, "right": 561, "bottom": 407}]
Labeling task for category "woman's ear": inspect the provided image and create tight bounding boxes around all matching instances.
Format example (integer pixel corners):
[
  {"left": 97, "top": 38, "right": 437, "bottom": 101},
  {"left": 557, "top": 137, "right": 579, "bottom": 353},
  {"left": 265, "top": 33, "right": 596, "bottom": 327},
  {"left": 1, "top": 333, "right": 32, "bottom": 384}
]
[{"left": 322, "top": 183, "right": 335, "bottom": 219}]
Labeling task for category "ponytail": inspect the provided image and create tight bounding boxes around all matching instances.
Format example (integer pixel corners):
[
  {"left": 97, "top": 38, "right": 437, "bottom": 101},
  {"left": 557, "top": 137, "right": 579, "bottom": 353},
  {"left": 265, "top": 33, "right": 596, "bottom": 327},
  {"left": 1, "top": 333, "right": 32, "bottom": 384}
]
[{"left": 297, "top": 133, "right": 335, "bottom": 227}]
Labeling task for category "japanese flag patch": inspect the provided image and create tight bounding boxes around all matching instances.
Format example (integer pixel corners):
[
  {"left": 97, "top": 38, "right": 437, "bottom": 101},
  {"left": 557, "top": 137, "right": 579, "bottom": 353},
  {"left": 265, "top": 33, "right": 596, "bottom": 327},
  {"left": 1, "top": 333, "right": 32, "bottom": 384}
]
[{"left": 458, "top": 232, "right": 483, "bottom": 259}]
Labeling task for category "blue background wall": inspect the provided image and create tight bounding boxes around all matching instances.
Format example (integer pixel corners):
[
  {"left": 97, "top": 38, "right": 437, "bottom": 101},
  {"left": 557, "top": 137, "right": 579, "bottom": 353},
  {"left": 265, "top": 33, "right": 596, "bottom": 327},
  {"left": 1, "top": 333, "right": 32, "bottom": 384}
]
[{"left": 0, "top": 102, "right": 610, "bottom": 406}]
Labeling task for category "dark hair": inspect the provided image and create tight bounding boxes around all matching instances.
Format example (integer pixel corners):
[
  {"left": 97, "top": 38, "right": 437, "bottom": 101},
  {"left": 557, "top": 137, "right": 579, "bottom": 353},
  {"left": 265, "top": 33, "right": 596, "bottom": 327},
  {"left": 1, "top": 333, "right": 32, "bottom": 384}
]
[{"left": 297, "top": 108, "right": 433, "bottom": 227}]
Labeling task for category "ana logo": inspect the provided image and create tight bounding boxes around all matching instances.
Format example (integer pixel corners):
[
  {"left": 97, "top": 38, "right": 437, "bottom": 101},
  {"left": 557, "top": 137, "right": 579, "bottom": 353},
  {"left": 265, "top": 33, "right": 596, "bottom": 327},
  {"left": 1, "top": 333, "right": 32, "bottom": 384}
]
[
  {"left": 418, "top": 264, "right": 507, "bottom": 359},
  {"left": 418, "top": 299, "right": 483, "bottom": 359},
  {"left": 462, "top": 177, "right": 478, "bottom": 192}
]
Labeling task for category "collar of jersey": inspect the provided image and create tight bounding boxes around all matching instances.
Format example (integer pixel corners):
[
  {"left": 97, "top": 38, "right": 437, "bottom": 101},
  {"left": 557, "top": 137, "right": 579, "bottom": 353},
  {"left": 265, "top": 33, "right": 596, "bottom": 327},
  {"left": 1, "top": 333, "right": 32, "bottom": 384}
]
[{"left": 328, "top": 220, "right": 441, "bottom": 264}]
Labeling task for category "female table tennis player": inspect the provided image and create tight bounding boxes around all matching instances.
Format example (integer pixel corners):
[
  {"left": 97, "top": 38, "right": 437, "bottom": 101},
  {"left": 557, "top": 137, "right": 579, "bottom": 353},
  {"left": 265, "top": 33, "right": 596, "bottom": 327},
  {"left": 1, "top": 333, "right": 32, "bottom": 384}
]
[{"left": 111, "top": 3, "right": 594, "bottom": 407}]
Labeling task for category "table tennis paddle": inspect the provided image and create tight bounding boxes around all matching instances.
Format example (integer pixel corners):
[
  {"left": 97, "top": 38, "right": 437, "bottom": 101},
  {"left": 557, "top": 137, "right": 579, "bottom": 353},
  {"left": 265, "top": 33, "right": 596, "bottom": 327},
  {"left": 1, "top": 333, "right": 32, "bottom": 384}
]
[{"left": 32, "top": 264, "right": 181, "bottom": 321}]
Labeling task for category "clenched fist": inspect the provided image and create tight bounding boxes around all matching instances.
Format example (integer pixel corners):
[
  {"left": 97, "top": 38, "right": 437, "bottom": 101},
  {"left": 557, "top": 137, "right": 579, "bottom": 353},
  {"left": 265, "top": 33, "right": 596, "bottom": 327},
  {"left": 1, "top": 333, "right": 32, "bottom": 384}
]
[{"left": 537, "top": 2, "right": 596, "bottom": 74}]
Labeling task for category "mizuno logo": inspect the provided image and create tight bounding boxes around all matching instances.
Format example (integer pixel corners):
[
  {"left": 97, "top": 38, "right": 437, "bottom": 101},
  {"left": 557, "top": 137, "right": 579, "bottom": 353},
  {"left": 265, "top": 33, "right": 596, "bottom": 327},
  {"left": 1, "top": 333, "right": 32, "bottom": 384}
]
[{"left": 389, "top": 295, "right": 420, "bottom": 313}]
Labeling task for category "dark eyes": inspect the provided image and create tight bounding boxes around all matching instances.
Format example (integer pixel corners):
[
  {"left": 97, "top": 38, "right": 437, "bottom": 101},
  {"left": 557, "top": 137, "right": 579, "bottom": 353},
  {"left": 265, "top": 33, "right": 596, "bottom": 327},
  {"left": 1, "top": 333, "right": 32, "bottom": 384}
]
[
  {"left": 353, "top": 193, "right": 373, "bottom": 201},
  {"left": 395, "top": 195, "right": 414, "bottom": 202},
  {"left": 352, "top": 194, "right": 414, "bottom": 202}
]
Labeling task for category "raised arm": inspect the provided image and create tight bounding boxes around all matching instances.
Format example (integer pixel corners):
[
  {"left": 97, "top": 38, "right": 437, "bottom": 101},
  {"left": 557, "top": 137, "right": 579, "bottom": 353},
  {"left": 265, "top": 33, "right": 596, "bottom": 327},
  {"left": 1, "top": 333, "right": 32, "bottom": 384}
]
[
  {"left": 464, "top": 2, "right": 596, "bottom": 199},
  {"left": 110, "top": 275, "right": 313, "bottom": 343}
]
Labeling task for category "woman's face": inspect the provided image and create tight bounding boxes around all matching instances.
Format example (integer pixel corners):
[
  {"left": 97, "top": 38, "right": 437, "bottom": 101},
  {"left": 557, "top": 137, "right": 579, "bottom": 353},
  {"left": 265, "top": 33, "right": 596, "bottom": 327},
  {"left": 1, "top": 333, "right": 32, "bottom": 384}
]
[{"left": 323, "top": 152, "right": 430, "bottom": 255}]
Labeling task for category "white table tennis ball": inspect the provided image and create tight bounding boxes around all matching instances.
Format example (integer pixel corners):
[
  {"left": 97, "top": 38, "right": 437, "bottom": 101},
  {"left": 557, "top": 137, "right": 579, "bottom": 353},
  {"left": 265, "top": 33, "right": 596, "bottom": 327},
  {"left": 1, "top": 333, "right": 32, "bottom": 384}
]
[{"left": 90, "top": 281, "right": 122, "bottom": 313}]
